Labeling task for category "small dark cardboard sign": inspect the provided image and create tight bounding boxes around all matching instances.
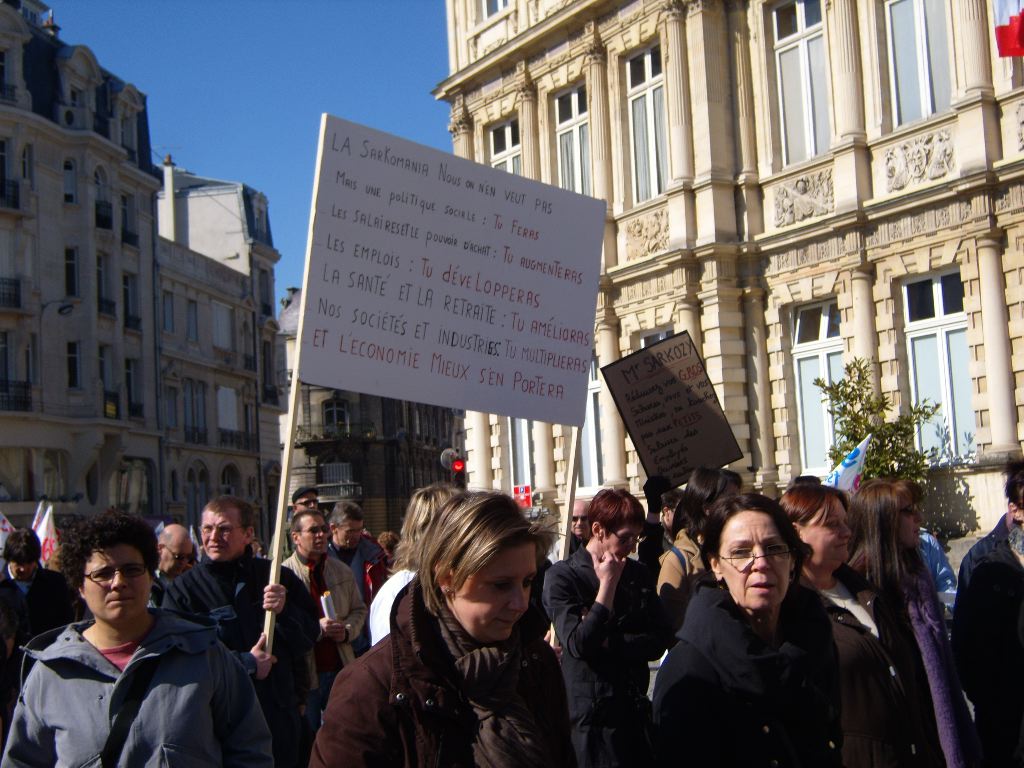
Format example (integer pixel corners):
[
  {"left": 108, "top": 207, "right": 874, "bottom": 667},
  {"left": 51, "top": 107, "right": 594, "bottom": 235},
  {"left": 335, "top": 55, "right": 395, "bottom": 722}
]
[{"left": 600, "top": 331, "right": 742, "bottom": 488}]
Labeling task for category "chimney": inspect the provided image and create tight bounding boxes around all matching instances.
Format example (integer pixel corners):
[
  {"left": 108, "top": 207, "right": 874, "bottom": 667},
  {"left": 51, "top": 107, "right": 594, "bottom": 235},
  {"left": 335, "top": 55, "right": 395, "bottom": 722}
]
[{"left": 159, "top": 154, "right": 176, "bottom": 242}]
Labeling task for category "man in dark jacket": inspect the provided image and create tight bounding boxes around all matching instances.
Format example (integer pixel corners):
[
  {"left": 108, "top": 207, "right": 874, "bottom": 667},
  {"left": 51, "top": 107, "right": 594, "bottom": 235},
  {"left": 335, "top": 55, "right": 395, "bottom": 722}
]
[
  {"left": 163, "top": 496, "right": 318, "bottom": 768},
  {"left": 954, "top": 459, "right": 1024, "bottom": 614},
  {"left": 0, "top": 529, "right": 73, "bottom": 638}
]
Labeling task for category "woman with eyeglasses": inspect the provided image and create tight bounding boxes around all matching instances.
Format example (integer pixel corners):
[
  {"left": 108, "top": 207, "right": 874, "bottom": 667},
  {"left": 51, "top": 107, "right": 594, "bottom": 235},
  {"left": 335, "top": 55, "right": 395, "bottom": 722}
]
[
  {"left": 2, "top": 512, "right": 272, "bottom": 767},
  {"left": 543, "top": 487, "right": 672, "bottom": 767},
  {"left": 782, "top": 483, "right": 945, "bottom": 767},
  {"left": 652, "top": 493, "right": 842, "bottom": 767},
  {"left": 847, "top": 479, "right": 980, "bottom": 768}
]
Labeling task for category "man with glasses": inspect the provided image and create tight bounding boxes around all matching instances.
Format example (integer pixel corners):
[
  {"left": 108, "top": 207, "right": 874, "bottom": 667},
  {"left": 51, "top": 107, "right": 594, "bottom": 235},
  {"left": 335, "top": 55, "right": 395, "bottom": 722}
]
[
  {"left": 149, "top": 523, "right": 194, "bottom": 606},
  {"left": 283, "top": 507, "right": 366, "bottom": 730},
  {"left": 163, "top": 496, "right": 319, "bottom": 768},
  {"left": 568, "top": 498, "right": 591, "bottom": 557},
  {"left": 292, "top": 486, "right": 320, "bottom": 513}
]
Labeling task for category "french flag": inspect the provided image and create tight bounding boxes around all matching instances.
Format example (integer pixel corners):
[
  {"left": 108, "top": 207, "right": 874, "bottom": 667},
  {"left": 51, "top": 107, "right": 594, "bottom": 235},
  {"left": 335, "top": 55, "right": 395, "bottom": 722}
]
[{"left": 996, "top": 0, "right": 1024, "bottom": 57}]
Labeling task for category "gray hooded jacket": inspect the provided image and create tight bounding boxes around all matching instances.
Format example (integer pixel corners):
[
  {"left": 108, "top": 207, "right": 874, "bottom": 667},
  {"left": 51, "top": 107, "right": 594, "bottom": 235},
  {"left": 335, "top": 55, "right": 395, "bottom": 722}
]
[{"left": 1, "top": 610, "right": 272, "bottom": 768}]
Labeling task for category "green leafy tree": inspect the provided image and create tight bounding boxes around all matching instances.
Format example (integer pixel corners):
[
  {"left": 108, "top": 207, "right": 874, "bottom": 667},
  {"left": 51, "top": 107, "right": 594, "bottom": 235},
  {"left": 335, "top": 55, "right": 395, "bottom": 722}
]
[{"left": 814, "top": 358, "right": 939, "bottom": 485}]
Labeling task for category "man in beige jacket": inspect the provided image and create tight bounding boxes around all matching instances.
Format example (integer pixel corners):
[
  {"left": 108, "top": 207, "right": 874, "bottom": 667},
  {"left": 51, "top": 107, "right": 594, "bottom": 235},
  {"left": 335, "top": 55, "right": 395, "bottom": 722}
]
[{"left": 283, "top": 505, "right": 367, "bottom": 730}]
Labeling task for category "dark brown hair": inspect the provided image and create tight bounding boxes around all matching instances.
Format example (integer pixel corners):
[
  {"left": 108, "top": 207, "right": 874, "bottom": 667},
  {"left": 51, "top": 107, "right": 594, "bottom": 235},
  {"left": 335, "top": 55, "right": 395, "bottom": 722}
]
[
  {"left": 700, "top": 493, "right": 808, "bottom": 576},
  {"left": 60, "top": 512, "right": 158, "bottom": 591}
]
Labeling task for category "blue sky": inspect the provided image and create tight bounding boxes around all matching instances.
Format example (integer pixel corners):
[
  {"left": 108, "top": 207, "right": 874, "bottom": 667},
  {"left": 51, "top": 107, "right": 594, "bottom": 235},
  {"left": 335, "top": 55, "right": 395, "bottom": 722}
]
[{"left": 54, "top": 0, "right": 453, "bottom": 302}]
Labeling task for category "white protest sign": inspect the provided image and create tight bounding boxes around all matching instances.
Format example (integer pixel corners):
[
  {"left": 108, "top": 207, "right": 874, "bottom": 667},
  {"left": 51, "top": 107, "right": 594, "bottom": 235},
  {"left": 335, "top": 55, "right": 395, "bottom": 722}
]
[{"left": 297, "top": 115, "right": 605, "bottom": 426}]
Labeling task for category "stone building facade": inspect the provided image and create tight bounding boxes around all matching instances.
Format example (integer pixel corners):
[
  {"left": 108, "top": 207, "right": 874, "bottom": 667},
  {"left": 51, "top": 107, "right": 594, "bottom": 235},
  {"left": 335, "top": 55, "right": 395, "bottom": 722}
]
[
  {"left": 0, "top": 3, "right": 161, "bottom": 522},
  {"left": 157, "top": 161, "right": 284, "bottom": 537},
  {"left": 435, "top": 0, "right": 1023, "bottom": 531}
]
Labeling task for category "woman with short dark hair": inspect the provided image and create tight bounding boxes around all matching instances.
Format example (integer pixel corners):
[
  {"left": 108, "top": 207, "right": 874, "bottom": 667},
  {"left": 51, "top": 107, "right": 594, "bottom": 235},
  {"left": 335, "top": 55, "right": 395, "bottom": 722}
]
[
  {"left": 2, "top": 512, "right": 272, "bottom": 767},
  {"left": 653, "top": 493, "right": 842, "bottom": 767},
  {"left": 782, "top": 484, "right": 944, "bottom": 767},
  {"left": 543, "top": 487, "right": 672, "bottom": 767}
]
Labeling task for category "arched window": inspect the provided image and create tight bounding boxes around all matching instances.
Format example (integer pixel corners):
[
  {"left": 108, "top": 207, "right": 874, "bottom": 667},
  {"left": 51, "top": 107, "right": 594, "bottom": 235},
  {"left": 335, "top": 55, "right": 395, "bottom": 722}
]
[
  {"left": 322, "top": 398, "right": 348, "bottom": 436},
  {"left": 220, "top": 464, "right": 240, "bottom": 495}
]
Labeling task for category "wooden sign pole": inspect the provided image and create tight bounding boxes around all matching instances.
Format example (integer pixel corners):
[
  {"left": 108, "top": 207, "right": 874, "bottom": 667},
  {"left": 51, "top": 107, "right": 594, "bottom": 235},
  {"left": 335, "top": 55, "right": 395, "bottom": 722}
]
[{"left": 558, "top": 425, "right": 583, "bottom": 561}]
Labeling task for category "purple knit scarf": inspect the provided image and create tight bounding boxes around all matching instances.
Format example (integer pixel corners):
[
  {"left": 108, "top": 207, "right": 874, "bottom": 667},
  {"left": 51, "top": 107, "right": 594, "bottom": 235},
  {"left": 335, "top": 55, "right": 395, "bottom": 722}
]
[{"left": 903, "top": 566, "right": 982, "bottom": 768}]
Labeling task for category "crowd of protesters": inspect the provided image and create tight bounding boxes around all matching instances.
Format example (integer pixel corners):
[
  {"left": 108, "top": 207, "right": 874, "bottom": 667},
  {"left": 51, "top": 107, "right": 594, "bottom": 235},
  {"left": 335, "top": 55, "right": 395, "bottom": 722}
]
[{"left": 0, "top": 460, "right": 1019, "bottom": 766}]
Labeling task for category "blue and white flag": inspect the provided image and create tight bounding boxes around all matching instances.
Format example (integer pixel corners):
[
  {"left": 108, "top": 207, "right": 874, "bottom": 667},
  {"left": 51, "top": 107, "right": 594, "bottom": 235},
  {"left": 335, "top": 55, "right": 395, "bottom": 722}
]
[{"left": 823, "top": 434, "right": 872, "bottom": 492}]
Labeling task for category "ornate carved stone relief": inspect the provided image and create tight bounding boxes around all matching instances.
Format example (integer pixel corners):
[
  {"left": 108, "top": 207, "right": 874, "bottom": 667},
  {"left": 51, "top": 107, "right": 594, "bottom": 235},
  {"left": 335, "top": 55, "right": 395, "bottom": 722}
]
[
  {"left": 1017, "top": 102, "right": 1024, "bottom": 152},
  {"left": 774, "top": 169, "right": 834, "bottom": 227},
  {"left": 883, "top": 128, "right": 955, "bottom": 192},
  {"left": 625, "top": 210, "right": 668, "bottom": 261}
]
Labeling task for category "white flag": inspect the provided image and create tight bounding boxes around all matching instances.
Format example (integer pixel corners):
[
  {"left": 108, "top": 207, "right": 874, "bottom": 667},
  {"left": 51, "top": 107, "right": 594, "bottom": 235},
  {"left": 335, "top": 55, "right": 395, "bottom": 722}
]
[
  {"left": 33, "top": 504, "right": 58, "bottom": 565},
  {"left": 823, "top": 434, "right": 872, "bottom": 492},
  {"left": 30, "top": 500, "right": 46, "bottom": 531}
]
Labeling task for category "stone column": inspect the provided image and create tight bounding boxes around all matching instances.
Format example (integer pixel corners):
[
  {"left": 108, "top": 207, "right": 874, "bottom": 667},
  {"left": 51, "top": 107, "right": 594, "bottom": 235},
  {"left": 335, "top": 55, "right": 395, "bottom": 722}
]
[
  {"left": 467, "top": 411, "right": 494, "bottom": 489},
  {"left": 449, "top": 97, "right": 474, "bottom": 160},
  {"left": 662, "top": 1, "right": 693, "bottom": 185},
  {"left": 531, "top": 421, "right": 556, "bottom": 497},
  {"left": 954, "top": 0, "right": 998, "bottom": 173},
  {"left": 955, "top": 0, "right": 993, "bottom": 93},
  {"left": 517, "top": 78, "right": 540, "bottom": 180},
  {"left": 584, "top": 36, "right": 620, "bottom": 272},
  {"left": 742, "top": 286, "right": 777, "bottom": 485},
  {"left": 977, "top": 232, "right": 1020, "bottom": 455},
  {"left": 728, "top": 0, "right": 762, "bottom": 238},
  {"left": 850, "top": 265, "right": 879, "bottom": 393},
  {"left": 830, "top": 0, "right": 865, "bottom": 139},
  {"left": 596, "top": 300, "right": 627, "bottom": 486}
]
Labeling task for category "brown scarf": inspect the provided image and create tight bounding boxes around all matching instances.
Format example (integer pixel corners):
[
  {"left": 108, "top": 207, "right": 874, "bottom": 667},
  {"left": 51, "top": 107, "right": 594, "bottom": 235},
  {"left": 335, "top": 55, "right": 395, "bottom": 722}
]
[{"left": 435, "top": 598, "right": 555, "bottom": 768}]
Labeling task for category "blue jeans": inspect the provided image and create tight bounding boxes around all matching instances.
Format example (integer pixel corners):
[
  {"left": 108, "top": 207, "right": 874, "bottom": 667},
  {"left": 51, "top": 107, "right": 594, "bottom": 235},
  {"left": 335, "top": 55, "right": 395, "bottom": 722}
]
[{"left": 305, "top": 669, "right": 339, "bottom": 731}]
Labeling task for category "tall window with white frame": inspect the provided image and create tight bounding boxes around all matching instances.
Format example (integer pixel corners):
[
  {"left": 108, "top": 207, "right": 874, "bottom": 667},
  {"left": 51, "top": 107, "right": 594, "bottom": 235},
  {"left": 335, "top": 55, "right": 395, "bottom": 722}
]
[
  {"left": 98, "top": 344, "right": 112, "bottom": 391},
  {"left": 490, "top": 120, "right": 521, "bottom": 175},
  {"left": 508, "top": 417, "right": 535, "bottom": 492},
  {"left": 123, "top": 273, "right": 140, "bottom": 330},
  {"left": 627, "top": 45, "right": 667, "bottom": 204},
  {"left": 773, "top": 0, "right": 829, "bottom": 165},
  {"left": 886, "top": 0, "right": 950, "bottom": 126},
  {"left": 481, "top": 0, "right": 508, "bottom": 20},
  {"left": 904, "top": 270, "right": 973, "bottom": 460},
  {"left": 125, "top": 358, "right": 141, "bottom": 415},
  {"left": 186, "top": 299, "right": 198, "bottom": 342},
  {"left": 64, "top": 248, "right": 78, "bottom": 297},
  {"left": 791, "top": 300, "right": 843, "bottom": 474},
  {"left": 577, "top": 353, "right": 604, "bottom": 490},
  {"left": 62, "top": 159, "right": 76, "bottom": 203},
  {"left": 556, "top": 84, "right": 591, "bottom": 196}
]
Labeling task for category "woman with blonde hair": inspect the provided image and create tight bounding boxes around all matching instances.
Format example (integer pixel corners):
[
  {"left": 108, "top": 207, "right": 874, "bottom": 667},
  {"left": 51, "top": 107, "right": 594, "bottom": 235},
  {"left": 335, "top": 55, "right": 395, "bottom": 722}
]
[
  {"left": 367, "top": 482, "right": 460, "bottom": 645},
  {"left": 311, "top": 492, "right": 573, "bottom": 768},
  {"left": 848, "top": 479, "right": 980, "bottom": 768}
]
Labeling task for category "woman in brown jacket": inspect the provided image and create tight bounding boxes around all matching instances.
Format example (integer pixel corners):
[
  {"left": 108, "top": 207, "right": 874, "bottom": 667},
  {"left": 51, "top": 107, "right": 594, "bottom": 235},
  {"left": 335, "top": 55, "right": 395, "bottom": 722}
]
[
  {"left": 781, "top": 484, "right": 945, "bottom": 768},
  {"left": 310, "top": 491, "right": 574, "bottom": 768}
]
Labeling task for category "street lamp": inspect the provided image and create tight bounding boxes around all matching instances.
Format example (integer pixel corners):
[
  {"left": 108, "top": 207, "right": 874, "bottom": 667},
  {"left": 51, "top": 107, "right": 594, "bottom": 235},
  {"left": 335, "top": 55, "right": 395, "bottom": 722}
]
[{"left": 37, "top": 299, "right": 75, "bottom": 414}]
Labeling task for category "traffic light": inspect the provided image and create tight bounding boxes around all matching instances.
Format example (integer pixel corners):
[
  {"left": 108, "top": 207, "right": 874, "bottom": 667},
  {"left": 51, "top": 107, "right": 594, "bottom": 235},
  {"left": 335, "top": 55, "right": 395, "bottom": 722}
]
[{"left": 451, "top": 457, "right": 467, "bottom": 488}]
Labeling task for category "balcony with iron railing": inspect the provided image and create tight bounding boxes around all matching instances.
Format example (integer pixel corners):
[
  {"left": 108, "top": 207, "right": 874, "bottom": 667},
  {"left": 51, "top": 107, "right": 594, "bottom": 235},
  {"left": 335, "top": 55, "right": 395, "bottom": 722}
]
[
  {"left": 0, "top": 277, "right": 20, "bottom": 309},
  {"left": 296, "top": 421, "right": 377, "bottom": 444},
  {"left": 184, "top": 427, "right": 208, "bottom": 445},
  {"left": 0, "top": 179, "right": 19, "bottom": 211},
  {"left": 121, "top": 228, "right": 139, "bottom": 248},
  {"left": 124, "top": 314, "right": 142, "bottom": 332},
  {"left": 315, "top": 481, "right": 364, "bottom": 501},
  {"left": 95, "top": 200, "right": 112, "bottom": 229},
  {"left": 0, "top": 380, "right": 31, "bottom": 411},
  {"left": 98, "top": 296, "right": 116, "bottom": 317},
  {"left": 128, "top": 401, "right": 143, "bottom": 419},
  {"left": 103, "top": 390, "right": 120, "bottom": 419},
  {"left": 219, "top": 429, "right": 256, "bottom": 451}
]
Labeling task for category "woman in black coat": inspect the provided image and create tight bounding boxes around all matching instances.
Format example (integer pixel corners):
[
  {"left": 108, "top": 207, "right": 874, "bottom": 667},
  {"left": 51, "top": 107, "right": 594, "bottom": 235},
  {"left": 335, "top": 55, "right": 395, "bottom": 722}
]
[
  {"left": 543, "top": 488, "right": 672, "bottom": 768},
  {"left": 652, "top": 493, "right": 843, "bottom": 768},
  {"left": 781, "top": 484, "right": 944, "bottom": 767}
]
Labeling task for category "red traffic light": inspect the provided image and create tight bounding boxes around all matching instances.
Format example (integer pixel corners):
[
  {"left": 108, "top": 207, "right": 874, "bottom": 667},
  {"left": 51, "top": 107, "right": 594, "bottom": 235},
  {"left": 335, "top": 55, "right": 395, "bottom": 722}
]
[{"left": 451, "top": 458, "right": 465, "bottom": 473}]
